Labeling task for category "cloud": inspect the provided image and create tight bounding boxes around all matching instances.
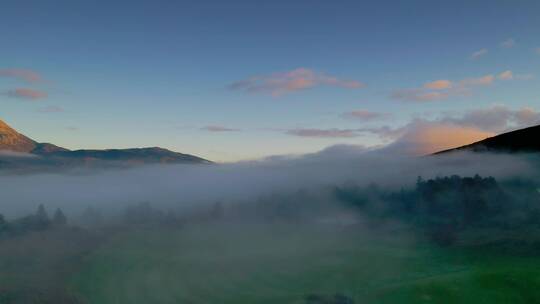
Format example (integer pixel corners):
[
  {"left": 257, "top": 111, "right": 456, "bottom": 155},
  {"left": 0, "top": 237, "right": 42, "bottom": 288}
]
[
  {"left": 391, "top": 88, "right": 453, "bottom": 102},
  {"left": 5, "top": 88, "right": 47, "bottom": 100},
  {"left": 0, "top": 69, "right": 42, "bottom": 83},
  {"left": 286, "top": 128, "right": 360, "bottom": 138},
  {"left": 229, "top": 68, "right": 365, "bottom": 96},
  {"left": 440, "top": 105, "right": 540, "bottom": 133},
  {"left": 470, "top": 48, "right": 488, "bottom": 59},
  {"left": 500, "top": 38, "right": 515, "bottom": 48},
  {"left": 459, "top": 74, "right": 495, "bottom": 86},
  {"left": 384, "top": 121, "right": 494, "bottom": 155},
  {"left": 330, "top": 106, "right": 540, "bottom": 155},
  {"left": 37, "top": 106, "right": 64, "bottom": 113},
  {"left": 497, "top": 70, "right": 513, "bottom": 80},
  {"left": 423, "top": 80, "right": 452, "bottom": 90},
  {"left": 201, "top": 125, "right": 241, "bottom": 132},
  {"left": 391, "top": 72, "right": 516, "bottom": 103},
  {"left": 342, "top": 110, "right": 388, "bottom": 121},
  {"left": 390, "top": 70, "right": 513, "bottom": 102}
]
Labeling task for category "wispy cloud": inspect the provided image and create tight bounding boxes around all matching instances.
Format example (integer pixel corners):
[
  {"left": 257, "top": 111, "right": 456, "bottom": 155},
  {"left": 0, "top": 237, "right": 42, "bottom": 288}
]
[
  {"left": 423, "top": 79, "right": 452, "bottom": 90},
  {"left": 5, "top": 88, "right": 47, "bottom": 100},
  {"left": 286, "top": 128, "right": 360, "bottom": 138},
  {"left": 229, "top": 68, "right": 365, "bottom": 96},
  {"left": 392, "top": 71, "right": 519, "bottom": 102},
  {"left": 391, "top": 89, "right": 454, "bottom": 102},
  {"left": 459, "top": 74, "right": 495, "bottom": 86},
  {"left": 0, "top": 69, "right": 43, "bottom": 83},
  {"left": 439, "top": 105, "right": 540, "bottom": 133},
  {"left": 37, "top": 106, "right": 64, "bottom": 113},
  {"left": 497, "top": 70, "right": 513, "bottom": 80},
  {"left": 500, "top": 38, "right": 515, "bottom": 48},
  {"left": 341, "top": 110, "right": 388, "bottom": 122},
  {"left": 470, "top": 48, "right": 488, "bottom": 59},
  {"left": 201, "top": 125, "right": 241, "bottom": 132}
]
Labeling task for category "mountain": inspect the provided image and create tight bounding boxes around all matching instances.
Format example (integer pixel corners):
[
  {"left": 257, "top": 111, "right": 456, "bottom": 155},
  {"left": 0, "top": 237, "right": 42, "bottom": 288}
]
[
  {"left": 0, "top": 120, "right": 38, "bottom": 152},
  {"left": 0, "top": 119, "right": 210, "bottom": 170},
  {"left": 435, "top": 124, "right": 540, "bottom": 155}
]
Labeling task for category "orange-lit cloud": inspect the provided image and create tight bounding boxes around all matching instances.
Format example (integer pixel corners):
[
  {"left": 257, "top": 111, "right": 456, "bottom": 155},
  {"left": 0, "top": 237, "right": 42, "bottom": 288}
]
[
  {"left": 230, "top": 68, "right": 365, "bottom": 96},
  {"left": 392, "top": 72, "right": 515, "bottom": 102},
  {"left": 6, "top": 88, "right": 47, "bottom": 100},
  {"left": 0, "top": 69, "right": 42, "bottom": 83},
  {"left": 389, "top": 121, "right": 494, "bottom": 155},
  {"left": 423, "top": 79, "right": 452, "bottom": 90}
]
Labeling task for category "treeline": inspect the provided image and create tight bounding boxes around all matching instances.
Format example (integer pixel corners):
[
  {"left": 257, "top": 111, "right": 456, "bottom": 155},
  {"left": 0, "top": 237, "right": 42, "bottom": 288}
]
[
  {"left": 334, "top": 175, "right": 540, "bottom": 245},
  {"left": 0, "top": 204, "right": 68, "bottom": 238}
]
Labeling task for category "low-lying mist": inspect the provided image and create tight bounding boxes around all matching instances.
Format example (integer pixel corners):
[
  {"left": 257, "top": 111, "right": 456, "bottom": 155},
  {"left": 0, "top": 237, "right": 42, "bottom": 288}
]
[{"left": 0, "top": 145, "right": 537, "bottom": 218}]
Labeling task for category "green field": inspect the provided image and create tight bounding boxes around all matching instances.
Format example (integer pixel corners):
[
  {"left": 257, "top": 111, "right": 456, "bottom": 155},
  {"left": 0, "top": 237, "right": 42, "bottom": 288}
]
[{"left": 68, "top": 223, "right": 540, "bottom": 304}]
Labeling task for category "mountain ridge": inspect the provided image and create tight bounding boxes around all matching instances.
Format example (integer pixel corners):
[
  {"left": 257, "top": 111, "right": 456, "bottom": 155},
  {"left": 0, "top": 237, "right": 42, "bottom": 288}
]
[
  {"left": 0, "top": 119, "right": 210, "bottom": 169},
  {"left": 434, "top": 124, "right": 540, "bottom": 155}
]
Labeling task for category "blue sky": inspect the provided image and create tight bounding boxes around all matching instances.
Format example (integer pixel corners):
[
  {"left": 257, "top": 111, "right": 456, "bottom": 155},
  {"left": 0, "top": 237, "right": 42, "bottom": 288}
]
[{"left": 1, "top": 0, "right": 539, "bottom": 161}]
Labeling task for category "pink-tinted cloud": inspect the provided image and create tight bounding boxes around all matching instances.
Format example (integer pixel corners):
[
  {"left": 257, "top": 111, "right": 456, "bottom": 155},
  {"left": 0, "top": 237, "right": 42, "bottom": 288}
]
[
  {"left": 6, "top": 88, "right": 47, "bottom": 100},
  {"left": 342, "top": 110, "right": 388, "bottom": 121},
  {"left": 0, "top": 69, "right": 42, "bottom": 83},
  {"left": 201, "top": 125, "right": 241, "bottom": 132},
  {"left": 230, "top": 68, "right": 365, "bottom": 96},
  {"left": 470, "top": 48, "right": 488, "bottom": 59},
  {"left": 37, "top": 106, "right": 64, "bottom": 113},
  {"left": 286, "top": 128, "right": 360, "bottom": 138},
  {"left": 423, "top": 79, "right": 452, "bottom": 90}
]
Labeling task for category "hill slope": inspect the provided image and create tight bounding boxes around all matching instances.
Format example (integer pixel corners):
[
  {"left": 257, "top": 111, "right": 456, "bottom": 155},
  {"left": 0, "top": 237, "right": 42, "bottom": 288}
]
[
  {"left": 0, "top": 119, "right": 210, "bottom": 170},
  {"left": 435, "top": 124, "right": 540, "bottom": 155}
]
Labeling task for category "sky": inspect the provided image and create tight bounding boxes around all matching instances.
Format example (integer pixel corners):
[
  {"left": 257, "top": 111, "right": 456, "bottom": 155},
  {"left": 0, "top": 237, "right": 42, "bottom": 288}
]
[{"left": 1, "top": 0, "right": 539, "bottom": 162}]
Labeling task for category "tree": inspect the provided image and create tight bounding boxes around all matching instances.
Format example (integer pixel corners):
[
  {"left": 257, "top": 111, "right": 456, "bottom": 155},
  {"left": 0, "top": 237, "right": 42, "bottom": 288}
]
[
  {"left": 34, "top": 204, "right": 51, "bottom": 229},
  {"left": 53, "top": 208, "right": 67, "bottom": 226},
  {"left": 36, "top": 204, "right": 49, "bottom": 222},
  {"left": 0, "top": 214, "right": 8, "bottom": 234}
]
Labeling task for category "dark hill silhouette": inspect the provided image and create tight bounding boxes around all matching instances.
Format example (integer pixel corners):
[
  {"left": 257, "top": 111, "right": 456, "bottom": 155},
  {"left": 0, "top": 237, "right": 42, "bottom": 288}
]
[{"left": 435, "top": 124, "right": 540, "bottom": 155}]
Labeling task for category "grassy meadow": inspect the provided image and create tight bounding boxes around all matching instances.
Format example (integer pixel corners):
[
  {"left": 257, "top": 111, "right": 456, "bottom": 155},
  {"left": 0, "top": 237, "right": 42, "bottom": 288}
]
[{"left": 67, "top": 222, "right": 540, "bottom": 304}]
